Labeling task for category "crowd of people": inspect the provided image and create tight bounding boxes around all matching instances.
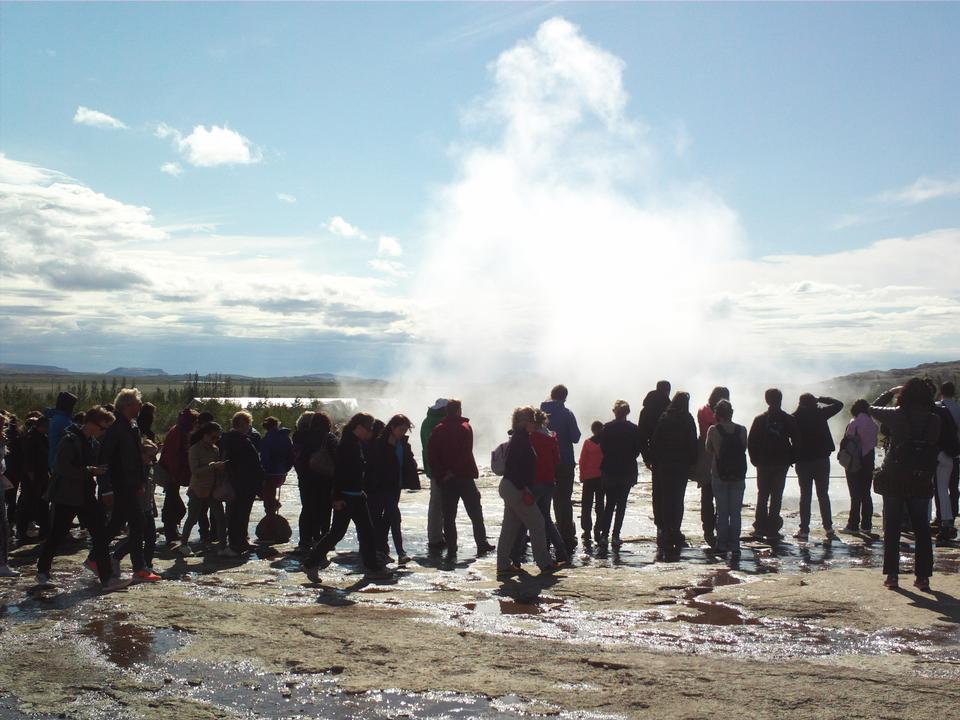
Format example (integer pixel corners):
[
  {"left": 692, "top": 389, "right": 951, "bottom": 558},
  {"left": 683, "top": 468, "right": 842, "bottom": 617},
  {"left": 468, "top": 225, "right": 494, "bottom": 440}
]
[{"left": 1, "top": 378, "right": 958, "bottom": 593}]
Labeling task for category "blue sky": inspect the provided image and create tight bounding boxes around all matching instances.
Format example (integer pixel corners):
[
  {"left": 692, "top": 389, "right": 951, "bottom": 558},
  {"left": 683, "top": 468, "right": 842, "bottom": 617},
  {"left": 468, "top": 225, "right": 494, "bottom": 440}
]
[{"left": 0, "top": 2, "right": 957, "bottom": 380}]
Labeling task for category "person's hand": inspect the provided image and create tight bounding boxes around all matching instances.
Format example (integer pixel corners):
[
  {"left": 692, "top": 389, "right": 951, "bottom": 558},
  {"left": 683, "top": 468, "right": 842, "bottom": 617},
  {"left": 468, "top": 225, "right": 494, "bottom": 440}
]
[
  {"left": 101, "top": 494, "right": 114, "bottom": 509},
  {"left": 333, "top": 500, "right": 346, "bottom": 511},
  {"left": 213, "top": 460, "right": 228, "bottom": 468},
  {"left": 522, "top": 490, "right": 535, "bottom": 506}
]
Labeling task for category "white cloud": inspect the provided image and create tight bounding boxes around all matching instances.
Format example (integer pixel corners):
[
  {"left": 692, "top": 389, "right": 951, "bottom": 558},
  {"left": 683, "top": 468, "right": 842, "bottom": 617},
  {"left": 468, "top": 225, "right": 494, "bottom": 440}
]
[
  {"left": 325, "top": 215, "right": 364, "bottom": 238},
  {"left": 377, "top": 234, "right": 403, "bottom": 257},
  {"left": 160, "top": 162, "right": 183, "bottom": 177},
  {"left": 156, "top": 122, "right": 262, "bottom": 167},
  {"left": 875, "top": 176, "right": 960, "bottom": 205},
  {"left": 369, "top": 259, "right": 409, "bottom": 278},
  {"left": 73, "top": 106, "right": 126, "bottom": 130},
  {"left": 276, "top": 192, "right": 297, "bottom": 204}
]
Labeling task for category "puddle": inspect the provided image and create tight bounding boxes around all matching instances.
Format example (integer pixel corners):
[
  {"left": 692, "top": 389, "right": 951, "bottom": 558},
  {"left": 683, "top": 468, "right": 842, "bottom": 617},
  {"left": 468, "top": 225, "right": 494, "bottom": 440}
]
[{"left": 79, "top": 612, "right": 186, "bottom": 668}]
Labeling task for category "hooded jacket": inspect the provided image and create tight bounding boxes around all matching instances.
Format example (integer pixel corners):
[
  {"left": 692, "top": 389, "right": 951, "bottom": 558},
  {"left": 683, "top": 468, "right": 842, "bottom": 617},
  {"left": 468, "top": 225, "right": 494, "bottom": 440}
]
[
  {"left": 47, "top": 424, "right": 100, "bottom": 508},
  {"left": 540, "top": 400, "right": 581, "bottom": 466},
  {"left": 530, "top": 427, "right": 560, "bottom": 486},
  {"left": 428, "top": 415, "right": 479, "bottom": 481},
  {"left": 792, "top": 398, "right": 844, "bottom": 462},
  {"left": 333, "top": 430, "right": 367, "bottom": 500},
  {"left": 368, "top": 435, "right": 420, "bottom": 494},
  {"left": 260, "top": 427, "right": 294, "bottom": 476},
  {"left": 44, "top": 391, "right": 78, "bottom": 469},
  {"left": 638, "top": 390, "right": 671, "bottom": 463},
  {"left": 747, "top": 409, "right": 799, "bottom": 468},
  {"left": 159, "top": 409, "right": 196, "bottom": 488},
  {"left": 420, "top": 406, "right": 446, "bottom": 479},
  {"left": 650, "top": 410, "right": 699, "bottom": 469},
  {"left": 600, "top": 418, "right": 642, "bottom": 479}
]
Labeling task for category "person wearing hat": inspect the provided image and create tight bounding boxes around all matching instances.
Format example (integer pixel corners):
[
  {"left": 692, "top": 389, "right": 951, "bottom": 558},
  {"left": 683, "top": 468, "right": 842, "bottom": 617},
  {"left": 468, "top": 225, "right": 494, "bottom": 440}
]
[{"left": 421, "top": 398, "right": 448, "bottom": 552}]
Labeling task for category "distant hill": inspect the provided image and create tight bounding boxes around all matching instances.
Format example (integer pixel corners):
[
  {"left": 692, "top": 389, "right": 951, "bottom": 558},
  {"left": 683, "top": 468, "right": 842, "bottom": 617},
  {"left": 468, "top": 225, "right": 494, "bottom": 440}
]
[
  {"left": 105, "top": 367, "right": 168, "bottom": 377},
  {"left": 822, "top": 360, "right": 960, "bottom": 399},
  {"left": 0, "top": 363, "right": 74, "bottom": 374}
]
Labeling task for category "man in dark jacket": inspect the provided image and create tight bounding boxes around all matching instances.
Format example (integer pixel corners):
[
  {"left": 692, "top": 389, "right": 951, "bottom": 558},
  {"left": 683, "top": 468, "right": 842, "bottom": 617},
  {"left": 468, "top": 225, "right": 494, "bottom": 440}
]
[
  {"left": 747, "top": 389, "right": 799, "bottom": 542},
  {"left": 37, "top": 407, "right": 121, "bottom": 589},
  {"left": 220, "top": 411, "right": 266, "bottom": 556},
  {"left": 638, "top": 381, "right": 671, "bottom": 466},
  {"left": 541, "top": 384, "right": 581, "bottom": 553},
  {"left": 420, "top": 399, "right": 448, "bottom": 551},
  {"left": 650, "top": 393, "right": 699, "bottom": 553},
  {"left": 792, "top": 393, "right": 844, "bottom": 542},
  {"left": 18, "top": 415, "right": 51, "bottom": 541},
  {"left": 598, "top": 400, "right": 642, "bottom": 548},
  {"left": 428, "top": 400, "right": 494, "bottom": 560}
]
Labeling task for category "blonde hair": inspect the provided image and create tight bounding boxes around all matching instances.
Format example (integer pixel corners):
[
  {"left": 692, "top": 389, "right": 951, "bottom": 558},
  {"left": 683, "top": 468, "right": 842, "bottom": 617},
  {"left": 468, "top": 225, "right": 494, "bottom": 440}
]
[
  {"left": 511, "top": 405, "right": 537, "bottom": 431},
  {"left": 231, "top": 410, "right": 253, "bottom": 429},
  {"left": 113, "top": 388, "right": 142, "bottom": 413}
]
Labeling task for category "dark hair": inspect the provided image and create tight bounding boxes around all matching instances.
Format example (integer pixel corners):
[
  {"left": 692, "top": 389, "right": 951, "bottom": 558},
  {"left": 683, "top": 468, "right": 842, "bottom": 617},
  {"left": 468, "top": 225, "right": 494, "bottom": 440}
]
[
  {"left": 656, "top": 380, "right": 671, "bottom": 395},
  {"left": 197, "top": 411, "right": 215, "bottom": 425},
  {"left": 202, "top": 422, "right": 222, "bottom": 438},
  {"left": 591, "top": 420, "right": 604, "bottom": 435},
  {"left": 102, "top": 404, "right": 115, "bottom": 414},
  {"left": 445, "top": 399, "right": 462, "bottom": 417},
  {"left": 372, "top": 419, "right": 386, "bottom": 436},
  {"left": 667, "top": 391, "right": 690, "bottom": 414},
  {"left": 380, "top": 414, "right": 412, "bottom": 440},
  {"left": 942, "top": 381, "right": 956, "bottom": 398},
  {"left": 707, "top": 386, "right": 729, "bottom": 409},
  {"left": 342, "top": 412, "right": 375, "bottom": 437},
  {"left": 715, "top": 399, "right": 733, "bottom": 421},
  {"left": 897, "top": 377, "right": 934, "bottom": 411},
  {"left": 798, "top": 393, "right": 817, "bottom": 409},
  {"left": 764, "top": 388, "right": 783, "bottom": 408},
  {"left": 310, "top": 411, "right": 332, "bottom": 435},
  {"left": 851, "top": 399, "right": 870, "bottom": 416},
  {"left": 138, "top": 402, "right": 156, "bottom": 434},
  {"left": 550, "top": 384, "right": 568, "bottom": 401},
  {"left": 84, "top": 406, "right": 115, "bottom": 426},
  {"left": 263, "top": 416, "right": 280, "bottom": 430}
]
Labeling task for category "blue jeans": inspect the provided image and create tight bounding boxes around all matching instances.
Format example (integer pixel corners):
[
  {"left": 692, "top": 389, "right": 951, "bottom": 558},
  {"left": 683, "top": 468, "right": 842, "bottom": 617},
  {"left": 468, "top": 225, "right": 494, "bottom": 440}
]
[
  {"left": 511, "top": 484, "right": 568, "bottom": 563},
  {"left": 712, "top": 478, "right": 745, "bottom": 552}
]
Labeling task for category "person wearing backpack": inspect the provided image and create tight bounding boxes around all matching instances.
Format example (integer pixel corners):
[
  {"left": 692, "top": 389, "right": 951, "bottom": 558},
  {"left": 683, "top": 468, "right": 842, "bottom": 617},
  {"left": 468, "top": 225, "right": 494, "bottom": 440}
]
[
  {"left": 869, "top": 379, "right": 941, "bottom": 590},
  {"left": 578, "top": 421, "right": 605, "bottom": 543},
  {"left": 747, "top": 389, "right": 798, "bottom": 542},
  {"left": 705, "top": 400, "right": 748, "bottom": 556},
  {"left": 841, "top": 399, "right": 879, "bottom": 534},
  {"left": 421, "top": 399, "right": 449, "bottom": 553},
  {"left": 649, "top": 392, "right": 699, "bottom": 555},
  {"left": 792, "top": 394, "right": 844, "bottom": 542}
]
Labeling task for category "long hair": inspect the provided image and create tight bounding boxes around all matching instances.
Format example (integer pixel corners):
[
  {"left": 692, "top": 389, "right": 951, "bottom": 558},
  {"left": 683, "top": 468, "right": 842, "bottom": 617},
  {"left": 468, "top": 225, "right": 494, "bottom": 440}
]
[
  {"left": 897, "top": 377, "right": 934, "bottom": 411},
  {"left": 667, "top": 391, "right": 690, "bottom": 415},
  {"left": 379, "top": 414, "right": 412, "bottom": 441},
  {"left": 707, "top": 386, "right": 729, "bottom": 410},
  {"left": 342, "top": 412, "right": 375, "bottom": 438}
]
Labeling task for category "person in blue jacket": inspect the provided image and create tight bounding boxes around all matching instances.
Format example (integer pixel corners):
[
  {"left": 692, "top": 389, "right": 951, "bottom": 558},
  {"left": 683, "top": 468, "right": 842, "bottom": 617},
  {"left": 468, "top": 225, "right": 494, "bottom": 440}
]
[
  {"left": 43, "top": 391, "right": 78, "bottom": 471},
  {"left": 259, "top": 416, "right": 294, "bottom": 515},
  {"left": 541, "top": 384, "right": 581, "bottom": 553}
]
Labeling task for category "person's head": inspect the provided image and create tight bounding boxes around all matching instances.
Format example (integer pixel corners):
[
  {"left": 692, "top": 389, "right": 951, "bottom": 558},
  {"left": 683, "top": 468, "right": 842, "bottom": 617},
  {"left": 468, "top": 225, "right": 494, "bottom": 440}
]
[
  {"left": 176, "top": 408, "right": 199, "bottom": 433},
  {"left": 613, "top": 400, "right": 630, "bottom": 419},
  {"left": 707, "top": 386, "right": 730, "bottom": 410},
  {"left": 590, "top": 420, "right": 604, "bottom": 436},
  {"left": 343, "top": 412, "right": 376, "bottom": 442},
  {"left": 82, "top": 406, "right": 115, "bottom": 440},
  {"left": 533, "top": 408, "right": 549, "bottom": 428},
  {"left": 309, "top": 411, "right": 332, "bottom": 435},
  {"left": 113, "top": 388, "right": 143, "bottom": 421},
  {"left": 897, "top": 377, "right": 934, "bottom": 411},
  {"left": 55, "top": 391, "right": 78, "bottom": 414},
  {"left": 715, "top": 399, "right": 734, "bottom": 422},
  {"left": 764, "top": 388, "right": 783, "bottom": 410},
  {"left": 231, "top": 411, "right": 253, "bottom": 432},
  {"left": 851, "top": 399, "right": 870, "bottom": 417},
  {"left": 656, "top": 380, "right": 671, "bottom": 396},
  {"left": 511, "top": 405, "right": 537, "bottom": 432},
  {"left": 445, "top": 399, "right": 463, "bottom": 418},
  {"left": 382, "top": 414, "right": 413, "bottom": 442},
  {"left": 197, "top": 411, "right": 214, "bottom": 426},
  {"left": 138, "top": 402, "right": 157, "bottom": 433},
  {"left": 797, "top": 393, "right": 817, "bottom": 410},
  {"left": 201, "top": 422, "right": 223, "bottom": 444},
  {"left": 372, "top": 418, "right": 386, "bottom": 437},
  {"left": 34, "top": 415, "right": 49, "bottom": 434},
  {"left": 296, "top": 411, "right": 315, "bottom": 432},
  {"left": 667, "top": 391, "right": 690, "bottom": 414},
  {"left": 550, "top": 384, "right": 568, "bottom": 402},
  {"left": 942, "top": 381, "right": 956, "bottom": 399},
  {"left": 262, "top": 416, "right": 280, "bottom": 432}
]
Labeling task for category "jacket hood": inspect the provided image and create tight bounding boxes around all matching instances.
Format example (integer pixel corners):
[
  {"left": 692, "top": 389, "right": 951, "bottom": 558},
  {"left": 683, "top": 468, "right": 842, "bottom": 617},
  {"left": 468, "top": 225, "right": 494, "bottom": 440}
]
[
  {"left": 425, "top": 406, "right": 446, "bottom": 419},
  {"left": 540, "top": 400, "right": 564, "bottom": 415},
  {"left": 643, "top": 390, "right": 667, "bottom": 408},
  {"left": 56, "top": 391, "right": 78, "bottom": 413}
]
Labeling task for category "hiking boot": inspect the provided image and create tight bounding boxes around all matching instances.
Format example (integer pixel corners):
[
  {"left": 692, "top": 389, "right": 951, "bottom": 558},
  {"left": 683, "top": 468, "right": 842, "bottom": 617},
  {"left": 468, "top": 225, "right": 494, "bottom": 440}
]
[
  {"left": 913, "top": 576, "right": 931, "bottom": 592},
  {"left": 365, "top": 566, "right": 393, "bottom": 579},
  {"left": 397, "top": 554, "right": 412, "bottom": 565},
  {"left": 477, "top": 542, "right": 496, "bottom": 555},
  {"left": 824, "top": 529, "right": 840, "bottom": 543},
  {"left": 133, "top": 569, "right": 161, "bottom": 583},
  {"left": 0, "top": 565, "right": 20, "bottom": 578},
  {"left": 303, "top": 565, "right": 321, "bottom": 583},
  {"left": 218, "top": 547, "right": 241, "bottom": 558}
]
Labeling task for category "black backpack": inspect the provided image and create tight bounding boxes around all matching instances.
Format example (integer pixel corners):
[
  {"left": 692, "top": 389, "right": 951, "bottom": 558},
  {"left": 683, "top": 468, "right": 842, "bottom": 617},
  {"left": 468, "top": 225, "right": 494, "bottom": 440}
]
[
  {"left": 716, "top": 425, "right": 747, "bottom": 482},
  {"left": 874, "top": 414, "right": 938, "bottom": 498},
  {"left": 762, "top": 413, "right": 793, "bottom": 462}
]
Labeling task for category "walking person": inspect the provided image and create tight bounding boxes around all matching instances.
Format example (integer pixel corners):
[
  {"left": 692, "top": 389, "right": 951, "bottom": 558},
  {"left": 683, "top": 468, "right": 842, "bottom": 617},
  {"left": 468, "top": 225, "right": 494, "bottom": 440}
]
[
  {"left": 747, "top": 389, "right": 798, "bottom": 543},
  {"left": 840, "top": 400, "right": 879, "bottom": 535},
  {"left": 35, "top": 407, "right": 124, "bottom": 589},
  {"left": 938, "top": 382, "right": 960, "bottom": 538},
  {"left": 420, "top": 399, "right": 448, "bottom": 553},
  {"left": 110, "top": 438, "right": 160, "bottom": 575},
  {"left": 705, "top": 400, "right": 749, "bottom": 556},
  {"left": 258, "top": 416, "right": 294, "bottom": 532},
  {"left": 0, "top": 414, "right": 18, "bottom": 578},
  {"left": 932, "top": 395, "right": 960, "bottom": 543},
  {"left": 219, "top": 411, "right": 266, "bottom": 557},
  {"left": 649, "top": 392, "right": 699, "bottom": 556},
  {"left": 17, "top": 414, "right": 51, "bottom": 542},
  {"left": 428, "top": 400, "right": 495, "bottom": 561},
  {"left": 158, "top": 408, "right": 198, "bottom": 545},
  {"left": 496, "top": 407, "right": 556, "bottom": 576},
  {"left": 578, "top": 421, "right": 605, "bottom": 543},
  {"left": 368, "top": 414, "right": 418, "bottom": 564},
  {"left": 540, "top": 384, "right": 581, "bottom": 553},
  {"left": 597, "top": 400, "right": 642, "bottom": 549},
  {"left": 180, "top": 423, "right": 228, "bottom": 554},
  {"left": 868, "top": 379, "right": 941, "bottom": 590},
  {"left": 294, "top": 412, "right": 337, "bottom": 552},
  {"left": 694, "top": 387, "right": 729, "bottom": 547},
  {"left": 792, "top": 394, "right": 844, "bottom": 542}
]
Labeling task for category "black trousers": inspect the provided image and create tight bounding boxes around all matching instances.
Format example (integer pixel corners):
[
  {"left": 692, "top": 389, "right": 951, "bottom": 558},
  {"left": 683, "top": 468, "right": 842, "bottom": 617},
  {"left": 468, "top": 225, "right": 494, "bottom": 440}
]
[
  {"left": 846, "top": 450, "right": 875, "bottom": 531},
  {"left": 368, "top": 488, "right": 405, "bottom": 555},
  {"left": 439, "top": 477, "right": 488, "bottom": 552},
  {"left": 38, "top": 499, "right": 112, "bottom": 584},
  {"left": 227, "top": 494, "right": 256, "bottom": 551},
  {"left": 297, "top": 476, "right": 332, "bottom": 547},
  {"left": 306, "top": 494, "right": 379, "bottom": 569},
  {"left": 15, "top": 479, "right": 50, "bottom": 540},
  {"left": 580, "top": 478, "right": 605, "bottom": 538},
  {"left": 700, "top": 483, "right": 716, "bottom": 536},
  {"left": 882, "top": 495, "right": 933, "bottom": 578},
  {"left": 105, "top": 490, "right": 146, "bottom": 573},
  {"left": 598, "top": 475, "right": 633, "bottom": 541},
  {"left": 753, "top": 464, "right": 788, "bottom": 537},
  {"left": 951, "top": 458, "right": 960, "bottom": 518},
  {"left": 552, "top": 463, "right": 577, "bottom": 548},
  {"left": 161, "top": 484, "right": 187, "bottom": 541},
  {"left": 652, "top": 467, "right": 687, "bottom": 546},
  {"left": 113, "top": 508, "right": 157, "bottom": 568}
]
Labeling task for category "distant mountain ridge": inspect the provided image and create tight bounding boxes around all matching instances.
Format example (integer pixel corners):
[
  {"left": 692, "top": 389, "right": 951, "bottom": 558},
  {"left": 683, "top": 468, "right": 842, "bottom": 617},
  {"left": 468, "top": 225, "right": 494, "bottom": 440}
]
[
  {"left": 106, "top": 367, "right": 168, "bottom": 377},
  {"left": 0, "top": 363, "right": 74, "bottom": 374},
  {"left": 0, "top": 363, "right": 381, "bottom": 384},
  {"left": 822, "top": 360, "right": 960, "bottom": 398}
]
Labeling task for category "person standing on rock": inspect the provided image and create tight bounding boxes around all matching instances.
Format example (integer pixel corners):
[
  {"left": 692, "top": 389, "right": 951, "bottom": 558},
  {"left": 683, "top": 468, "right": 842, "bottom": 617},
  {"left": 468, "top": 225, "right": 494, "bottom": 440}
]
[
  {"left": 705, "top": 399, "right": 749, "bottom": 557},
  {"left": 747, "top": 388, "right": 798, "bottom": 543},
  {"left": 219, "top": 411, "right": 266, "bottom": 557},
  {"left": 597, "top": 400, "right": 642, "bottom": 549},
  {"left": 694, "top": 386, "right": 729, "bottom": 548},
  {"left": 638, "top": 381, "right": 671, "bottom": 468},
  {"left": 792, "top": 393, "right": 844, "bottom": 543},
  {"left": 578, "top": 421, "right": 605, "bottom": 544},
  {"left": 158, "top": 408, "right": 198, "bottom": 546},
  {"left": 368, "top": 414, "right": 418, "bottom": 564},
  {"left": 420, "top": 398, "right": 448, "bottom": 553},
  {"left": 841, "top": 400, "right": 879, "bottom": 535},
  {"left": 649, "top": 392, "right": 699, "bottom": 556},
  {"left": 540, "top": 384, "right": 581, "bottom": 554},
  {"left": 428, "top": 400, "right": 495, "bottom": 562}
]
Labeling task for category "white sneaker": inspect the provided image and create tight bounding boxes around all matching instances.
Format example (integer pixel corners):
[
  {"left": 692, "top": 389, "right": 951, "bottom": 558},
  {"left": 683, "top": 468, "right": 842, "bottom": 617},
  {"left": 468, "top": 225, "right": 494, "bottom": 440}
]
[{"left": 0, "top": 565, "right": 20, "bottom": 578}]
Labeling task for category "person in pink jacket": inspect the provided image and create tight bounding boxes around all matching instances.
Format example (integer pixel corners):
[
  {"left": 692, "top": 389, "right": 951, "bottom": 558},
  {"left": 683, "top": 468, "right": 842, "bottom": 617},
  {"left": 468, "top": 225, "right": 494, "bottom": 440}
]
[{"left": 578, "top": 421, "right": 605, "bottom": 543}]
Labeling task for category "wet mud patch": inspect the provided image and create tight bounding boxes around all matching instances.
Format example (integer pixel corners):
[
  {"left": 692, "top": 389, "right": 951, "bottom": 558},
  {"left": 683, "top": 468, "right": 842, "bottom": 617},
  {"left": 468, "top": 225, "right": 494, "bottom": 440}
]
[{"left": 79, "top": 611, "right": 186, "bottom": 669}]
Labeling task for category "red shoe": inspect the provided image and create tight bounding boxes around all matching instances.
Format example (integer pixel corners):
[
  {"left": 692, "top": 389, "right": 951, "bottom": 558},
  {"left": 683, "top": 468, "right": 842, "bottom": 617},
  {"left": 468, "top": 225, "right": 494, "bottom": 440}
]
[
  {"left": 83, "top": 559, "right": 98, "bottom": 575},
  {"left": 133, "top": 569, "right": 161, "bottom": 583}
]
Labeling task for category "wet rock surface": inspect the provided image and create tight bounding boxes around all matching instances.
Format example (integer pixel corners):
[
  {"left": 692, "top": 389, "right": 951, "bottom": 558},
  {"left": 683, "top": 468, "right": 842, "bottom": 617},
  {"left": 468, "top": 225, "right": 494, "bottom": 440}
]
[{"left": 2, "top": 475, "right": 960, "bottom": 718}]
